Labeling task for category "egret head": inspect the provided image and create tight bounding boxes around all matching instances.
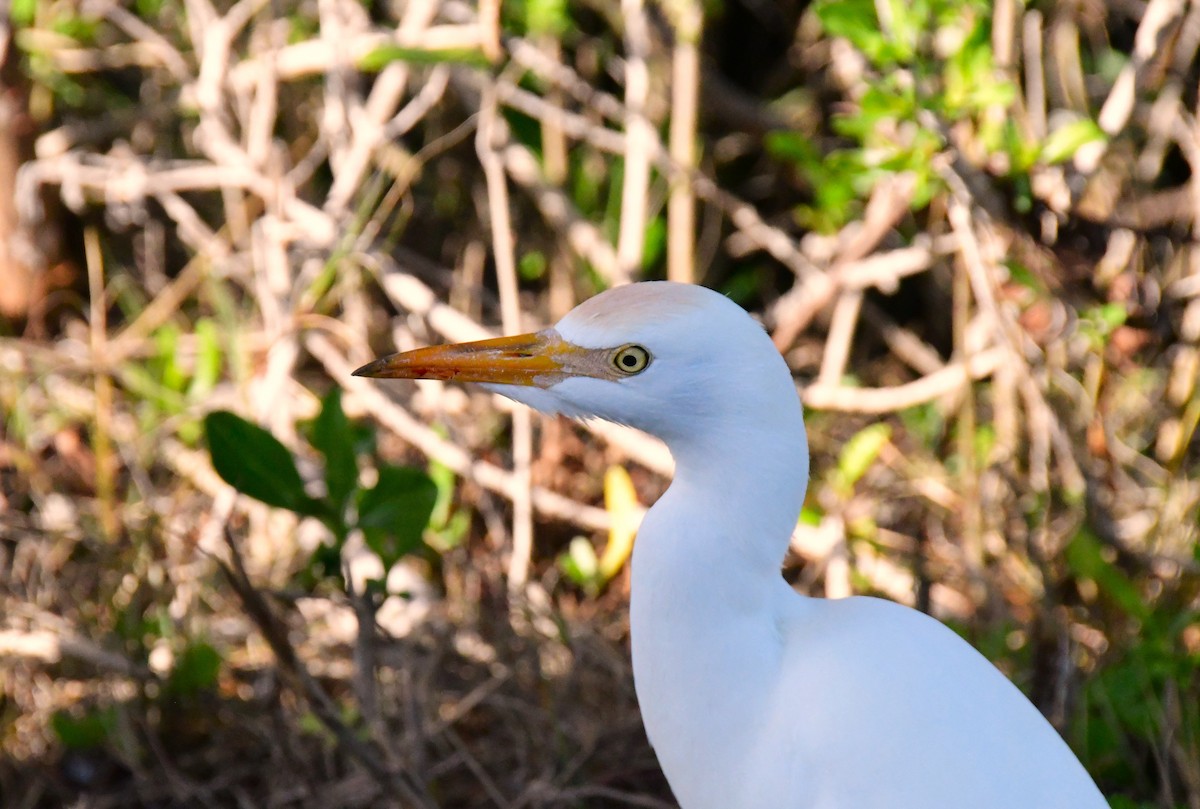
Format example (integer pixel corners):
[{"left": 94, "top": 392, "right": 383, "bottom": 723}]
[{"left": 354, "top": 282, "right": 799, "bottom": 447}]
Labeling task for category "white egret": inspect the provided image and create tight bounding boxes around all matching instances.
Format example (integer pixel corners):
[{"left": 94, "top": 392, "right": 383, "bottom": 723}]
[{"left": 355, "top": 281, "right": 1107, "bottom": 808}]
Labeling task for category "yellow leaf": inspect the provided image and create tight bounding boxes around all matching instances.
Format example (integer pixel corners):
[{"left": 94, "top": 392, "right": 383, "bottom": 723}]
[{"left": 599, "top": 465, "right": 641, "bottom": 582}]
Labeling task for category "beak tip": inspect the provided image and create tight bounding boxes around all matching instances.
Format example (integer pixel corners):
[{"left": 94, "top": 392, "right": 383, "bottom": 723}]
[{"left": 352, "top": 358, "right": 385, "bottom": 378}]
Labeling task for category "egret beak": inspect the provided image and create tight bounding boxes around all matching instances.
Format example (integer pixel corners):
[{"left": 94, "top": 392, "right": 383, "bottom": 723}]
[{"left": 352, "top": 331, "right": 573, "bottom": 388}]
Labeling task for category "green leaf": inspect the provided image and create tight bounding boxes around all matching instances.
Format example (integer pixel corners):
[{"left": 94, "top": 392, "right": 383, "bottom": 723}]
[
  {"left": 430, "top": 510, "right": 470, "bottom": 551},
  {"left": 519, "top": 251, "right": 547, "bottom": 281},
  {"left": 187, "top": 318, "right": 222, "bottom": 400},
  {"left": 359, "top": 45, "right": 490, "bottom": 71},
  {"left": 526, "top": 0, "right": 569, "bottom": 36},
  {"left": 900, "top": 402, "right": 944, "bottom": 450},
  {"left": 834, "top": 423, "right": 892, "bottom": 494},
  {"left": 1096, "top": 302, "right": 1128, "bottom": 330},
  {"left": 559, "top": 536, "right": 600, "bottom": 591},
  {"left": 204, "top": 411, "right": 324, "bottom": 517},
  {"left": 11, "top": 0, "right": 37, "bottom": 25},
  {"left": 51, "top": 15, "right": 100, "bottom": 44},
  {"left": 765, "top": 131, "right": 821, "bottom": 169},
  {"left": 302, "top": 542, "right": 344, "bottom": 589},
  {"left": 1040, "top": 118, "right": 1106, "bottom": 165},
  {"left": 154, "top": 323, "right": 186, "bottom": 393},
  {"left": 884, "top": 0, "right": 922, "bottom": 60},
  {"left": 428, "top": 457, "right": 457, "bottom": 528},
  {"left": 1078, "top": 303, "right": 1128, "bottom": 348},
  {"left": 974, "top": 424, "right": 996, "bottom": 465},
  {"left": 121, "top": 362, "right": 186, "bottom": 414},
  {"left": 357, "top": 466, "right": 437, "bottom": 570},
  {"left": 799, "top": 505, "right": 824, "bottom": 527},
  {"left": 52, "top": 707, "right": 117, "bottom": 751},
  {"left": 1005, "top": 261, "right": 1045, "bottom": 294},
  {"left": 942, "top": 18, "right": 1006, "bottom": 114},
  {"left": 642, "top": 215, "right": 667, "bottom": 270},
  {"left": 167, "top": 641, "right": 222, "bottom": 695},
  {"left": 719, "top": 267, "right": 765, "bottom": 306},
  {"left": 1065, "top": 529, "right": 1148, "bottom": 620},
  {"left": 310, "top": 389, "right": 358, "bottom": 515},
  {"left": 814, "top": 0, "right": 887, "bottom": 63},
  {"left": 135, "top": 0, "right": 165, "bottom": 19}
]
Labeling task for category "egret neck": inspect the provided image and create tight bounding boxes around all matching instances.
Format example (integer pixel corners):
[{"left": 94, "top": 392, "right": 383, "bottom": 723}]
[{"left": 630, "top": 373, "right": 809, "bottom": 808}]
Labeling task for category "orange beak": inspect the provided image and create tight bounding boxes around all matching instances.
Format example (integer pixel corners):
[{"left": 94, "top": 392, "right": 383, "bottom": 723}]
[{"left": 352, "top": 331, "right": 571, "bottom": 387}]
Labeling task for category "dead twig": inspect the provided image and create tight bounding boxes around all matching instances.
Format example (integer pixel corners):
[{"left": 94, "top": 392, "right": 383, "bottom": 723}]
[
  {"left": 614, "top": 0, "right": 653, "bottom": 283},
  {"left": 216, "top": 526, "right": 436, "bottom": 809},
  {"left": 477, "top": 85, "right": 536, "bottom": 593},
  {"left": 664, "top": 0, "right": 702, "bottom": 284},
  {"left": 803, "top": 347, "right": 1007, "bottom": 413}
]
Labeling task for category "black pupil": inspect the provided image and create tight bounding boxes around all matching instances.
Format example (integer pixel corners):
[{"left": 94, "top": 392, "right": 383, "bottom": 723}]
[{"left": 622, "top": 353, "right": 638, "bottom": 367}]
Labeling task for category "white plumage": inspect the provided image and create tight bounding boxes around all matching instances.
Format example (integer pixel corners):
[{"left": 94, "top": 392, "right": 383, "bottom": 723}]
[{"left": 356, "top": 281, "right": 1107, "bottom": 808}]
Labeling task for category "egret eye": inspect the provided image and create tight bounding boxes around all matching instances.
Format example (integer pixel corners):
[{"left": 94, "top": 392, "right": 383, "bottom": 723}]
[{"left": 611, "top": 344, "right": 651, "bottom": 375}]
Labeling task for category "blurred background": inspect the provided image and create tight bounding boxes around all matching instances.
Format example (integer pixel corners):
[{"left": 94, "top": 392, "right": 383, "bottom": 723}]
[{"left": 1, "top": 0, "right": 1199, "bottom": 806}]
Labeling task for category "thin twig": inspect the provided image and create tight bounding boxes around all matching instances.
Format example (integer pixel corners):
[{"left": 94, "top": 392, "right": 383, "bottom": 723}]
[
  {"left": 477, "top": 85, "right": 535, "bottom": 592},
  {"left": 803, "top": 347, "right": 1007, "bottom": 413},
  {"left": 217, "top": 528, "right": 435, "bottom": 809},
  {"left": 84, "top": 225, "right": 118, "bottom": 540},
  {"left": 665, "top": 0, "right": 702, "bottom": 283},
  {"left": 615, "top": 0, "right": 653, "bottom": 282}
]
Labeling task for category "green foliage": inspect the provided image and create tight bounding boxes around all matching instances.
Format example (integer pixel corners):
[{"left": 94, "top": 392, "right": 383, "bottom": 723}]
[
  {"left": 560, "top": 536, "right": 602, "bottom": 596},
  {"left": 718, "top": 267, "right": 769, "bottom": 306},
  {"left": 15, "top": 6, "right": 116, "bottom": 109},
  {"left": 1005, "top": 261, "right": 1048, "bottom": 295},
  {"left": 1066, "top": 529, "right": 1148, "bottom": 622},
  {"left": 787, "top": 0, "right": 1103, "bottom": 231},
  {"left": 798, "top": 505, "right": 824, "bottom": 526},
  {"left": 972, "top": 423, "right": 996, "bottom": 466},
  {"left": 1078, "top": 303, "right": 1129, "bottom": 350},
  {"left": 519, "top": 250, "right": 548, "bottom": 281},
  {"left": 358, "top": 466, "right": 438, "bottom": 571},
  {"left": 121, "top": 319, "right": 224, "bottom": 444},
  {"left": 1064, "top": 527, "right": 1200, "bottom": 793},
  {"left": 5, "top": 0, "right": 1192, "bottom": 801},
  {"left": 525, "top": 0, "right": 570, "bottom": 37},
  {"left": 766, "top": 132, "right": 872, "bottom": 232},
  {"left": 166, "top": 641, "right": 223, "bottom": 696},
  {"left": 814, "top": 0, "right": 914, "bottom": 66},
  {"left": 1107, "top": 799, "right": 1167, "bottom": 809},
  {"left": 135, "top": 0, "right": 167, "bottom": 19},
  {"left": 204, "top": 391, "right": 438, "bottom": 589},
  {"left": 50, "top": 13, "right": 100, "bottom": 43},
  {"left": 942, "top": 20, "right": 1015, "bottom": 114},
  {"left": 205, "top": 411, "right": 325, "bottom": 518},
  {"left": 900, "top": 402, "right": 946, "bottom": 451},
  {"left": 833, "top": 423, "right": 892, "bottom": 495},
  {"left": 11, "top": 0, "right": 37, "bottom": 26},
  {"left": 426, "top": 457, "right": 471, "bottom": 551},
  {"left": 500, "top": 0, "right": 572, "bottom": 38},
  {"left": 1040, "top": 119, "right": 1107, "bottom": 165},
  {"left": 642, "top": 215, "right": 668, "bottom": 271},
  {"left": 359, "top": 45, "right": 490, "bottom": 71},
  {"left": 190, "top": 320, "right": 222, "bottom": 399},
  {"left": 52, "top": 706, "right": 118, "bottom": 751},
  {"left": 310, "top": 389, "right": 359, "bottom": 514},
  {"left": 1078, "top": 611, "right": 1200, "bottom": 792}
]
